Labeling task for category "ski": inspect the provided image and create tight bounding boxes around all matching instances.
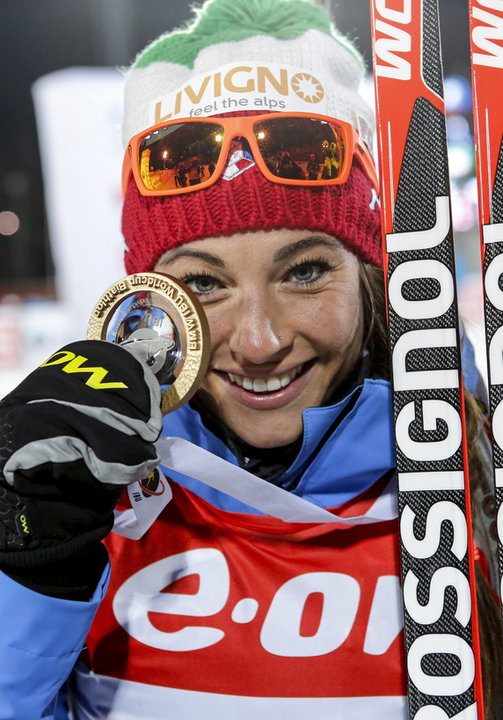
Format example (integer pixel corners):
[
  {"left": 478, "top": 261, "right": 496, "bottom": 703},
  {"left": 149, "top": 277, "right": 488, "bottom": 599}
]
[
  {"left": 468, "top": 0, "right": 503, "bottom": 612},
  {"left": 369, "top": 1, "right": 484, "bottom": 718}
]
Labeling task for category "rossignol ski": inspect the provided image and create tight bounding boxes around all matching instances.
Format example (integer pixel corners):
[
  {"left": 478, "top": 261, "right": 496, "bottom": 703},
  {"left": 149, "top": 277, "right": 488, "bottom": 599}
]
[
  {"left": 369, "top": 1, "right": 484, "bottom": 718},
  {"left": 468, "top": 0, "right": 503, "bottom": 610}
]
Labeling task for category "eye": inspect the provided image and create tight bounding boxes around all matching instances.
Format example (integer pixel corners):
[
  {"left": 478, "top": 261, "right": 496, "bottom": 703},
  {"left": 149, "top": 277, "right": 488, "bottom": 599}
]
[
  {"left": 285, "top": 259, "right": 333, "bottom": 285},
  {"left": 182, "top": 273, "right": 221, "bottom": 295}
]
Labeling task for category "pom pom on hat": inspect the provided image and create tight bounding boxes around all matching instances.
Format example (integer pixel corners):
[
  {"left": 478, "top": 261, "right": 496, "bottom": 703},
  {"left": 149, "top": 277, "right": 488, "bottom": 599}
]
[
  {"left": 123, "top": 0, "right": 372, "bottom": 144},
  {"left": 122, "top": 0, "right": 382, "bottom": 271}
]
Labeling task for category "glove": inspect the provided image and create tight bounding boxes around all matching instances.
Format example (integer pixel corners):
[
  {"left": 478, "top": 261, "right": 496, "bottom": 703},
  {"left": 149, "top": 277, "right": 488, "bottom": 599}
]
[{"left": 0, "top": 340, "right": 163, "bottom": 571}]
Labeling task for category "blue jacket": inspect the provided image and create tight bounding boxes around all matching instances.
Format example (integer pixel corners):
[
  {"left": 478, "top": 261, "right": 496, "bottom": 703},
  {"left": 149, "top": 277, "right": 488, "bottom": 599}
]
[{"left": 0, "top": 378, "right": 395, "bottom": 719}]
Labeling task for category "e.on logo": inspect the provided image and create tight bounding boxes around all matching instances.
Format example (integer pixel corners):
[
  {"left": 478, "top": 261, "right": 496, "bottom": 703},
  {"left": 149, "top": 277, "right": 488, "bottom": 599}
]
[{"left": 112, "top": 548, "right": 403, "bottom": 657}]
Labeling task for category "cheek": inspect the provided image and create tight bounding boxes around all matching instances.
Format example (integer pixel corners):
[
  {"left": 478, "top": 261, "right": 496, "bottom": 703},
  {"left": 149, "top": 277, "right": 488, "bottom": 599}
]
[
  {"left": 295, "top": 291, "right": 363, "bottom": 351},
  {"left": 203, "top": 308, "right": 231, "bottom": 353}
]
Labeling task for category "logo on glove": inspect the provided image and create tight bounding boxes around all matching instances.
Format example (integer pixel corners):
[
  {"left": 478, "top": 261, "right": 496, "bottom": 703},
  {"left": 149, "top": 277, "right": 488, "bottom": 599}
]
[{"left": 40, "top": 351, "right": 128, "bottom": 390}]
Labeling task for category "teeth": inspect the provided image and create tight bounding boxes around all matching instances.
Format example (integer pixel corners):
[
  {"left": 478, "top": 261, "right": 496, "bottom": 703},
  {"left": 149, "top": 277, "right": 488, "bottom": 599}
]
[
  {"left": 227, "top": 366, "right": 302, "bottom": 393},
  {"left": 267, "top": 377, "right": 282, "bottom": 392}
]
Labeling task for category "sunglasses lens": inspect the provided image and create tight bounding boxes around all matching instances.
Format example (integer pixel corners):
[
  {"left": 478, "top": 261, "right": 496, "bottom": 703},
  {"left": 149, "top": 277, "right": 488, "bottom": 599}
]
[
  {"left": 254, "top": 117, "right": 347, "bottom": 182},
  {"left": 138, "top": 122, "right": 225, "bottom": 191}
]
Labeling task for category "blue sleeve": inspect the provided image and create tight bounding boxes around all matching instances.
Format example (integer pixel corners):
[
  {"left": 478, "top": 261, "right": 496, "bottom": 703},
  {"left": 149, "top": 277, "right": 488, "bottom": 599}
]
[{"left": 0, "top": 564, "right": 110, "bottom": 720}]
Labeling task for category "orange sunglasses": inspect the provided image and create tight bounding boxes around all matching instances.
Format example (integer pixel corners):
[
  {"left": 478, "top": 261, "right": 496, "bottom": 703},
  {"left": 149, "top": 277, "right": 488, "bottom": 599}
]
[{"left": 122, "top": 112, "right": 378, "bottom": 197}]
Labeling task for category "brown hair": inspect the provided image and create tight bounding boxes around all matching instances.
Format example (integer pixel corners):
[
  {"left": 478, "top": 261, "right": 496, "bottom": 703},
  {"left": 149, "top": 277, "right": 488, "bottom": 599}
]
[{"left": 360, "top": 261, "right": 503, "bottom": 717}]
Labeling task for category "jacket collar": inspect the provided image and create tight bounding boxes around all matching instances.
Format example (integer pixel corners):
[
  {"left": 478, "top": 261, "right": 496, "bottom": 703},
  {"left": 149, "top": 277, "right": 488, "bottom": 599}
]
[{"left": 162, "top": 378, "right": 395, "bottom": 511}]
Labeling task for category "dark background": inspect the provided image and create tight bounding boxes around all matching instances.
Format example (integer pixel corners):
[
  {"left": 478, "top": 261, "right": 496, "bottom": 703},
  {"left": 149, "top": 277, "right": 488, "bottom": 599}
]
[{"left": 0, "top": 0, "right": 471, "bottom": 296}]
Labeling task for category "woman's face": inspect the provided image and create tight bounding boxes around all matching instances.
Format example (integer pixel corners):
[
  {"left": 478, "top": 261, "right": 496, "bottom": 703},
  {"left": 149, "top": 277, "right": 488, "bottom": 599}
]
[{"left": 155, "top": 229, "right": 363, "bottom": 448}]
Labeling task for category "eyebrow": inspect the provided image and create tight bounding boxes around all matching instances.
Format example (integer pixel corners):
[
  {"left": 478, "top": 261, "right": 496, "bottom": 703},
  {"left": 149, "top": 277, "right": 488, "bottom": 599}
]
[
  {"left": 273, "top": 236, "right": 343, "bottom": 262},
  {"left": 158, "top": 248, "right": 225, "bottom": 267},
  {"left": 159, "top": 235, "right": 342, "bottom": 268}
]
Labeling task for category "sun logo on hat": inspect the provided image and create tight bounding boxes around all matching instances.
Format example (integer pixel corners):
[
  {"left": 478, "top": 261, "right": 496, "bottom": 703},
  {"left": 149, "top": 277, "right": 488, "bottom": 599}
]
[{"left": 291, "top": 72, "right": 324, "bottom": 104}]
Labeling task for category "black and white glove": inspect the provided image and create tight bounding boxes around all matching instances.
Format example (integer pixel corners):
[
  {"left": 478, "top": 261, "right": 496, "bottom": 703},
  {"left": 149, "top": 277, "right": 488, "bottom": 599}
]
[{"left": 0, "top": 340, "right": 162, "bottom": 580}]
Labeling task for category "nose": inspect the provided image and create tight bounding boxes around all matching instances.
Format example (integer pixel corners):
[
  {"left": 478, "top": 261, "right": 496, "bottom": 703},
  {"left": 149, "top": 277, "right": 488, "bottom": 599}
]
[{"left": 228, "top": 291, "right": 290, "bottom": 364}]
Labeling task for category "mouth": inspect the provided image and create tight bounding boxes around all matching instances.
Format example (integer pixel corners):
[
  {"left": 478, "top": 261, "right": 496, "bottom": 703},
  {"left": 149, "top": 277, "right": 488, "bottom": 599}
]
[
  {"left": 215, "top": 360, "right": 316, "bottom": 410},
  {"left": 226, "top": 364, "right": 304, "bottom": 393}
]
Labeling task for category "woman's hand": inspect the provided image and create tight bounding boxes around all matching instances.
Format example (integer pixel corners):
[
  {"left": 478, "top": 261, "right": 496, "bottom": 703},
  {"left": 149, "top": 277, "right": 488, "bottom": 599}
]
[{"left": 0, "top": 340, "right": 162, "bottom": 570}]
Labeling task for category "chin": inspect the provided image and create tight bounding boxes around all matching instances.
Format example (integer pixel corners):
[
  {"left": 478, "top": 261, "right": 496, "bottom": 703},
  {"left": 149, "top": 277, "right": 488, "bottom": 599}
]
[
  {"left": 231, "top": 421, "right": 303, "bottom": 449},
  {"left": 196, "top": 388, "right": 305, "bottom": 449}
]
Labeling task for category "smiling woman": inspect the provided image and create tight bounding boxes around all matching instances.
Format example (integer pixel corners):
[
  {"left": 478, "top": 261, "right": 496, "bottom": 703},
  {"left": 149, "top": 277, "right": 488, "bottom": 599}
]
[
  {"left": 156, "top": 229, "right": 364, "bottom": 448},
  {"left": 0, "top": 0, "right": 501, "bottom": 718}
]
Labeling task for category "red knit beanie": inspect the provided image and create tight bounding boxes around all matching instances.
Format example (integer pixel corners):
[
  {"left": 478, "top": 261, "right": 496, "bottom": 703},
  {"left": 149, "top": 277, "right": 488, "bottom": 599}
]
[
  {"left": 121, "top": 0, "right": 383, "bottom": 272},
  {"left": 122, "top": 153, "right": 382, "bottom": 274}
]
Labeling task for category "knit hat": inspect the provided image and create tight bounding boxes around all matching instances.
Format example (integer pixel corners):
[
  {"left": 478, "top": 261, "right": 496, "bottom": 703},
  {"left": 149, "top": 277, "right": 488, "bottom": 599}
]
[{"left": 122, "top": 0, "right": 382, "bottom": 272}]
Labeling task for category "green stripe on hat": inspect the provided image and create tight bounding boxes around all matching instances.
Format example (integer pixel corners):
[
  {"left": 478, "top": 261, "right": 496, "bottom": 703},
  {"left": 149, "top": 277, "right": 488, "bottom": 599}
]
[{"left": 133, "top": 0, "right": 362, "bottom": 70}]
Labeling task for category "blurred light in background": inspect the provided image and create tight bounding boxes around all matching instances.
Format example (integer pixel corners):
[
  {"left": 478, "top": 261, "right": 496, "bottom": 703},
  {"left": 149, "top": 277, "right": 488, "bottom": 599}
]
[
  {"left": 448, "top": 142, "right": 474, "bottom": 179},
  {"left": 0, "top": 211, "right": 20, "bottom": 236},
  {"left": 444, "top": 75, "right": 473, "bottom": 114}
]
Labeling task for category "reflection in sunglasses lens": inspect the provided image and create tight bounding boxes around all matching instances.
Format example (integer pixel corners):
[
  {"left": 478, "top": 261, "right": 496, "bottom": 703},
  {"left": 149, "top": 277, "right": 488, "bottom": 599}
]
[
  {"left": 138, "top": 122, "right": 224, "bottom": 191},
  {"left": 254, "top": 118, "right": 346, "bottom": 182}
]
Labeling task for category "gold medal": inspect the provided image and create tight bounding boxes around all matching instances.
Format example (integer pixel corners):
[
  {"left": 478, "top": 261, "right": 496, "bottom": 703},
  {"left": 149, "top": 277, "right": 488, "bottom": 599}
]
[{"left": 87, "top": 272, "right": 210, "bottom": 414}]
